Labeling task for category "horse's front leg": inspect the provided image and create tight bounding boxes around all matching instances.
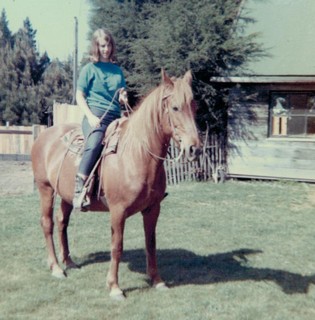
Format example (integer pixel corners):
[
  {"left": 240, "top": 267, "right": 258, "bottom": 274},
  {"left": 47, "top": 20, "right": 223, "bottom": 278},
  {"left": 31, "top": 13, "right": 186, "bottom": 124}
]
[
  {"left": 142, "top": 203, "right": 168, "bottom": 290},
  {"left": 106, "top": 210, "right": 126, "bottom": 300}
]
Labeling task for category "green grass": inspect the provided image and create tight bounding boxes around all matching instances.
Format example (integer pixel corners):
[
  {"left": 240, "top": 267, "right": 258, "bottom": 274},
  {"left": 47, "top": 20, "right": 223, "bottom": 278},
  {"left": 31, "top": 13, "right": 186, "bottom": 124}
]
[{"left": 1, "top": 180, "right": 315, "bottom": 319}]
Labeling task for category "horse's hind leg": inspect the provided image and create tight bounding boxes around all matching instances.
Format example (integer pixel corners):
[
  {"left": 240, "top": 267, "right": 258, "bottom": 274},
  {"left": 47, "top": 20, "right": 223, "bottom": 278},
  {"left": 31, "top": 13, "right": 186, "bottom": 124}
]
[
  {"left": 38, "top": 184, "right": 65, "bottom": 278},
  {"left": 56, "top": 199, "right": 78, "bottom": 269}
]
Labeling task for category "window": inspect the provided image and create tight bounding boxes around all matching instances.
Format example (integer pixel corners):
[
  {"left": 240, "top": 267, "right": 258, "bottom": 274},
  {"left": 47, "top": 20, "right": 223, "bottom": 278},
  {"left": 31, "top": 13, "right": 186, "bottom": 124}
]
[{"left": 270, "top": 92, "right": 315, "bottom": 137}]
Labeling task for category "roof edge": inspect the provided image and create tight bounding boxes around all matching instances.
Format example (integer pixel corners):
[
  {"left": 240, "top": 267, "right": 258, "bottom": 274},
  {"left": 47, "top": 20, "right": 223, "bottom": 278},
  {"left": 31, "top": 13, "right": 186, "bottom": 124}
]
[{"left": 210, "top": 76, "right": 315, "bottom": 84}]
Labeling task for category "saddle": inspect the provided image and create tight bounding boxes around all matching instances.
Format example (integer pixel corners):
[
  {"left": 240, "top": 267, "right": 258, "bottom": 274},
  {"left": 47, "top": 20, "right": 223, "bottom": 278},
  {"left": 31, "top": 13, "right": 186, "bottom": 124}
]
[
  {"left": 61, "top": 116, "right": 128, "bottom": 207},
  {"left": 62, "top": 117, "right": 127, "bottom": 156}
]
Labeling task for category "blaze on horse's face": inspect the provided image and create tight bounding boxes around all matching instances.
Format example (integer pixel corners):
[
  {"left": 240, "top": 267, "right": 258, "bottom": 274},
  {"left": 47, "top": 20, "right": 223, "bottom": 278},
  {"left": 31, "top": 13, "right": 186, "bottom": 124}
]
[{"left": 162, "top": 70, "right": 201, "bottom": 161}]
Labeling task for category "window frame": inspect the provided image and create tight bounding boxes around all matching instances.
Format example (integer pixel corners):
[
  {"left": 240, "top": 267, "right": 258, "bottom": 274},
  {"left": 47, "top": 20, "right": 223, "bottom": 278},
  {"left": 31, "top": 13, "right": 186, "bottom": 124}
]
[{"left": 269, "top": 91, "right": 315, "bottom": 139}]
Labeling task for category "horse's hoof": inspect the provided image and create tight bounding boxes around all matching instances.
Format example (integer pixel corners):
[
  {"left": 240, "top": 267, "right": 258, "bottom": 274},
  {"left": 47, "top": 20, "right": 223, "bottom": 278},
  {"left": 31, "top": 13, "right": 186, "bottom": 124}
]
[
  {"left": 65, "top": 261, "right": 80, "bottom": 270},
  {"left": 52, "top": 267, "right": 66, "bottom": 279},
  {"left": 109, "top": 288, "right": 126, "bottom": 301},
  {"left": 155, "top": 282, "right": 169, "bottom": 291}
]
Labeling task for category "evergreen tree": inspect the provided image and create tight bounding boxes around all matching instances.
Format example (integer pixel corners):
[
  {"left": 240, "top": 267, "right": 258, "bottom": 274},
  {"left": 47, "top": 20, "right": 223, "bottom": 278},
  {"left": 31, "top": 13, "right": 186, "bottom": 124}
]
[
  {"left": 14, "top": 19, "right": 40, "bottom": 85},
  {"left": 0, "top": 9, "right": 13, "bottom": 48},
  {"left": 0, "top": 13, "right": 71, "bottom": 125},
  {"left": 2, "top": 25, "right": 38, "bottom": 124},
  {"left": 87, "top": 0, "right": 263, "bottom": 132},
  {"left": 21, "top": 17, "right": 37, "bottom": 49},
  {"left": 37, "top": 58, "right": 73, "bottom": 123},
  {"left": 36, "top": 51, "right": 50, "bottom": 84}
]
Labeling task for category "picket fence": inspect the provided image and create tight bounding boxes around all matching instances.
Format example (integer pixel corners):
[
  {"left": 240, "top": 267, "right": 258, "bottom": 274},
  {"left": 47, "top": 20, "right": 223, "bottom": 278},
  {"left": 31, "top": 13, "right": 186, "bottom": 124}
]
[{"left": 165, "top": 133, "right": 226, "bottom": 184}]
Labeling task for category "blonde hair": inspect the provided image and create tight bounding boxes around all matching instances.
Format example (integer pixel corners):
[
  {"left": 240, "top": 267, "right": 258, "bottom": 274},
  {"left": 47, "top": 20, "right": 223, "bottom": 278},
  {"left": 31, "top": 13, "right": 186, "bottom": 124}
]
[{"left": 89, "top": 28, "right": 117, "bottom": 63}]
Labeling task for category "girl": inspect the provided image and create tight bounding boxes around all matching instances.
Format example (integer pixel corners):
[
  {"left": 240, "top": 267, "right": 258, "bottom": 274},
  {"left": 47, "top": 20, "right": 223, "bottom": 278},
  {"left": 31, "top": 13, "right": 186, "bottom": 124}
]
[{"left": 73, "top": 28, "right": 128, "bottom": 209}]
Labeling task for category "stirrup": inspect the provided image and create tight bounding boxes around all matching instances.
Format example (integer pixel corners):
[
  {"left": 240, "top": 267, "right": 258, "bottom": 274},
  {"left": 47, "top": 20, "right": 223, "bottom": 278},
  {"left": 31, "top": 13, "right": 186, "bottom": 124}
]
[
  {"left": 73, "top": 188, "right": 89, "bottom": 210},
  {"left": 73, "top": 175, "right": 89, "bottom": 210}
]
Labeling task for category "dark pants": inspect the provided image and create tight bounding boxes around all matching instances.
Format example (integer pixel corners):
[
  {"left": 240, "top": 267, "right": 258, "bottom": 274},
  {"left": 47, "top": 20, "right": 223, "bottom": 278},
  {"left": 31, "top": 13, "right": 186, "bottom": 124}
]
[{"left": 78, "top": 108, "right": 120, "bottom": 177}]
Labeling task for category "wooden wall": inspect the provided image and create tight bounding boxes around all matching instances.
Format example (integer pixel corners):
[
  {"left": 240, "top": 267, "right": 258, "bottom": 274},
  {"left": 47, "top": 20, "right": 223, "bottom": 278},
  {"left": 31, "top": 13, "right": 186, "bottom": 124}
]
[
  {"left": 0, "top": 125, "right": 46, "bottom": 160},
  {"left": 227, "top": 81, "right": 315, "bottom": 182},
  {"left": 53, "top": 102, "right": 84, "bottom": 125}
]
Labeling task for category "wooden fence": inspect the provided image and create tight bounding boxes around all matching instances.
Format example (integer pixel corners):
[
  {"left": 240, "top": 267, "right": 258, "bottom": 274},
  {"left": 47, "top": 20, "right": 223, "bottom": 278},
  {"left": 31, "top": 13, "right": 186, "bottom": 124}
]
[{"left": 0, "top": 125, "right": 46, "bottom": 160}]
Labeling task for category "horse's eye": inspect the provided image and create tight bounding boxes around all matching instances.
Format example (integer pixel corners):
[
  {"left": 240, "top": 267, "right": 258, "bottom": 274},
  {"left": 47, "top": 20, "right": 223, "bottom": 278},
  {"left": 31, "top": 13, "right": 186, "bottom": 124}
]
[{"left": 172, "top": 106, "right": 179, "bottom": 112}]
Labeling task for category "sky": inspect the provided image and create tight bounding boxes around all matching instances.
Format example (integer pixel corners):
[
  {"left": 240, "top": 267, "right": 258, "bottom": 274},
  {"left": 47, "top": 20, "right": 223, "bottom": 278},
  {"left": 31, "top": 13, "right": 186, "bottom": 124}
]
[
  {"left": 242, "top": 0, "right": 315, "bottom": 75},
  {"left": 2, "top": 0, "right": 315, "bottom": 75},
  {"left": 1, "top": 0, "right": 90, "bottom": 61}
]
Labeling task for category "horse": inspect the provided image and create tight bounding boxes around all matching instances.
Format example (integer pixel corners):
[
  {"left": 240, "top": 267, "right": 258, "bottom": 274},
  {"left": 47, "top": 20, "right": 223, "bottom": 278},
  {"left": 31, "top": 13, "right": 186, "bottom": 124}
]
[{"left": 31, "top": 69, "right": 201, "bottom": 300}]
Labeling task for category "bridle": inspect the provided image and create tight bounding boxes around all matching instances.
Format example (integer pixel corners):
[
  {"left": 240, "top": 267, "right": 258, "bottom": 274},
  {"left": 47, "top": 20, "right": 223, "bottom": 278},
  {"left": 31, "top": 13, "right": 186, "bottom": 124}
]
[
  {"left": 98, "top": 89, "right": 185, "bottom": 163},
  {"left": 143, "top": 93, "right": 185, "bottom": 163}
]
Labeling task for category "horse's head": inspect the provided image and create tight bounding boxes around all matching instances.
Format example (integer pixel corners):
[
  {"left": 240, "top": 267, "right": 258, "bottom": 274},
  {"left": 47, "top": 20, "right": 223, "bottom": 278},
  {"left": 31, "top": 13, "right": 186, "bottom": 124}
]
[{"left": 161, "top": 69, "right": 201, "bottom": 161}]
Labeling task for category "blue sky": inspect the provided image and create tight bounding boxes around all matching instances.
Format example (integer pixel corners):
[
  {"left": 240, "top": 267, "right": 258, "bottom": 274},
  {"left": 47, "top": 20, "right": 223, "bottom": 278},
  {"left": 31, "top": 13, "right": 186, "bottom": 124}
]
[
  {"left": 3, "top": 0, "right": 315, "bottom": 75},
  {"left": 1, "top": 0, "right": 90, "bottom": 61},
  {"left": 242, "top": 0, "right": 315, "bottom": 75}
]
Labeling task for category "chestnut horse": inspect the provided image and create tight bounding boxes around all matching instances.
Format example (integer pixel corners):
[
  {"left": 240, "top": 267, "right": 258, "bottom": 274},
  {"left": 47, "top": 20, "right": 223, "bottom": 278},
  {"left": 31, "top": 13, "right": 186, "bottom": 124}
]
[{"left": 31, "top": 70, "right": 200, "bottom": 300}]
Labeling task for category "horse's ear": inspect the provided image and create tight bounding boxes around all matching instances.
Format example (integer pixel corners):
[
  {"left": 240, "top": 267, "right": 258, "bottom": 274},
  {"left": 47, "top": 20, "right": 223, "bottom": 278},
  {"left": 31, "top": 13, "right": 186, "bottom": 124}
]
[
  {"left": 183, "top": 70, "right": 192, "bottom": 85},
  {"left": 161, "top": 69, "right": 174, "bottom": 87}
]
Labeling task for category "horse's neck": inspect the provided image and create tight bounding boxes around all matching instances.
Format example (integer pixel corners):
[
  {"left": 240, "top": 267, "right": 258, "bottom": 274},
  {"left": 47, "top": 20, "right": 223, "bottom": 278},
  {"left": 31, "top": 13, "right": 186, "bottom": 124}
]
[
  {"left": 120, "top": 103, "right": 170, "bottom": 166},
  {"left": 147, "top": 137, "right": 170, "bottom": 161}
]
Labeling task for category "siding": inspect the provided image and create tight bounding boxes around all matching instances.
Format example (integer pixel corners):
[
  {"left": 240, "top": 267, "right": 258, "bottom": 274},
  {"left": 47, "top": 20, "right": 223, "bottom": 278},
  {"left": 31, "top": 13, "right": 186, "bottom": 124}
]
[{"left": 227, "top": 83, "right": 315, "bottom": 181}]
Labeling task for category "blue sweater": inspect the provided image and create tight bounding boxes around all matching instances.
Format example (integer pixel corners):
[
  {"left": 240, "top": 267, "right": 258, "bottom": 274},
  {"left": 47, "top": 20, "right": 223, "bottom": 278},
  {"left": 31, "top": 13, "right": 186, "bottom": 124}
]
[{"left": 77, "top": 62, "right": 126, "bottom": 116}]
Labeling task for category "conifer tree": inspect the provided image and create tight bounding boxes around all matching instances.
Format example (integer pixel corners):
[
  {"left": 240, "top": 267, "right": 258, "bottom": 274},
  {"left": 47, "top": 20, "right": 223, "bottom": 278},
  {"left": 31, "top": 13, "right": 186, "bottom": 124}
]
[
  {"left": 38, "top": 58, "right": 73, "bottom": 123},
  {"left": 0, "top": 12, "right": 72, "bottom": 125},
  {"left": 0, "top": 9, "right": 13, "bottom": 48},
  {"left": 87, "top": 0, "right": 263, "bottom": 132}
]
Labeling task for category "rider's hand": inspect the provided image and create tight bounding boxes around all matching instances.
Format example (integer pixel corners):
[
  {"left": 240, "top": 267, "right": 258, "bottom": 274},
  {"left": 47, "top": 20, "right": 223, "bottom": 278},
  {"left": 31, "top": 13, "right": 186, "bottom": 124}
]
[
  {"left": 119, "top": 88, "right": 128, "bottom": 105},
  {"left": 87, "top": 113, "right": 100, "bottom": 128}
]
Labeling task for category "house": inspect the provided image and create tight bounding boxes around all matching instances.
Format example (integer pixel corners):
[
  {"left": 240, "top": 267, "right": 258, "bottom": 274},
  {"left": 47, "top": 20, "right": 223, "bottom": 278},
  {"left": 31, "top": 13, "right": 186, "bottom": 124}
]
[{"left": 213, "top": 0, "right": 315, "bottom": 181}]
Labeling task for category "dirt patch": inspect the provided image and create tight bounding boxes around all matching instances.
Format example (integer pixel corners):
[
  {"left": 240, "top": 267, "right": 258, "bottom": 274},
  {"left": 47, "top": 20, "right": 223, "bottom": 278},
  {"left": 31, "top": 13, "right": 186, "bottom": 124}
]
[{"left": 0, "top": 161, "right": 34, "bottom": 195}]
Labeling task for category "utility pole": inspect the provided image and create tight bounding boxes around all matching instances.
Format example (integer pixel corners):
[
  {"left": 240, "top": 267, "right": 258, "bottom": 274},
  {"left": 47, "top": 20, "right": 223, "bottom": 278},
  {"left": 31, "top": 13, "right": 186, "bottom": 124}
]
[{"left": 72, "top": 16, "right": 78, "bottom": 105}]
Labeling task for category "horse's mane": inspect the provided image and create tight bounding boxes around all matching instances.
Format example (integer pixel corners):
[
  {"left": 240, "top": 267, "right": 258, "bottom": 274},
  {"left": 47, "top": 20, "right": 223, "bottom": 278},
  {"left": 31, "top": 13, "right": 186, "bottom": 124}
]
[
  {"left": 120, "top": 84, "right": 165, "bottom": 157},
  {"left": 120, "top": 75, "right": 193, "bottom": 157}
]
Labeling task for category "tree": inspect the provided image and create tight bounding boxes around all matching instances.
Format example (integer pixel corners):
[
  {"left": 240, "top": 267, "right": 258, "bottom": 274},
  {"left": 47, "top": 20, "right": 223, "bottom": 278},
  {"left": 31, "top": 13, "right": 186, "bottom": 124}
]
[
  {"left": 0, "top": 13, "right": 72, "bottom": 126},
  {"left": 0, "top": 22, "right": 41, "bottom": 125},
  {"left": 0, "top": 9, "right": 13, "bottom": 48},
  {"left": 20, "top": 17, "right": 37, "bottom": 49},
  {"left": 87, "top": 0, "right": 263, "bottom": 132},
  {"left": 13, "top": 18, "right": 43, "bottom": 85},
  {"left": 37, "top": 58, "right": 73, "bottom": 123}
]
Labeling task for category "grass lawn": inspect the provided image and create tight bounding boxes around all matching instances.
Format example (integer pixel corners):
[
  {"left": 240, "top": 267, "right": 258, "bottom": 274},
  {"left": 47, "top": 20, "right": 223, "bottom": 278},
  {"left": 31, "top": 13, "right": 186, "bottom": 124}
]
[{"left": 1, "top": 180, "right": 315, "bottom": 319}]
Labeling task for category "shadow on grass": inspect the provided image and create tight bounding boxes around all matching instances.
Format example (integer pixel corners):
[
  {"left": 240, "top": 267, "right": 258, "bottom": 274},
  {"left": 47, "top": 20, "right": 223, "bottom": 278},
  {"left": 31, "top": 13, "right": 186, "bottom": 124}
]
[{"left": 78, "top": 248, "right": 315, "bottom": 295}]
